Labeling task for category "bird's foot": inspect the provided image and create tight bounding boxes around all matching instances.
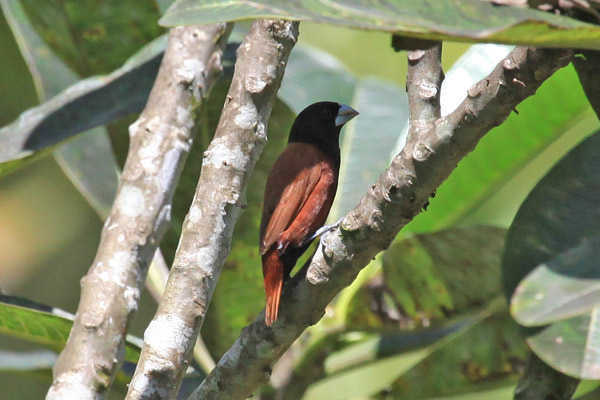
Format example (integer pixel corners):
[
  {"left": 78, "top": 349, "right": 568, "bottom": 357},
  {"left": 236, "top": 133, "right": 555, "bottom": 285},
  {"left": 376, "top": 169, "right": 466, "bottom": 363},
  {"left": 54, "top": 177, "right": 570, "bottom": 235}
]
[{"left": 309, "top": 218, "right": 343, "bottom": 244}]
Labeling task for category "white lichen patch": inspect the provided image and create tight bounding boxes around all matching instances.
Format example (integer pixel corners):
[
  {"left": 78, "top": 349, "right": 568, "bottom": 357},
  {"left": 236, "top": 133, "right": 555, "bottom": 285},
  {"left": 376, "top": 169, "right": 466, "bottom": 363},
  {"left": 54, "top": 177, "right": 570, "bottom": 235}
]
[
  {"left": 123, "top": 286, "right": 140, "bottom": 312},
  {"left": 245, "top": 75, "right": 267, "bottom": 94},
  {"left": 129, "top": 364, "right": 169, "bottom": 399},
  {"left": 234, "top": 104, "right": 258, "bottom": 129},
  {"left": 203, "top": 140, "right": 247, "bottom": 170},
  {"left": 188, "top": 205, "right": 203, "bottom": 224},
  {"left": 176, "top": 105, "right": 194, "bottom": 130},
  {"left": 138, "top": 125, "right": 164, "bottom": 174},
  {"left": 46, "top": 372, "right": 95, "bottom": 400},
  {"left": 144, "top": 314, "right": 194, "bottom": 354},
  {"left": 98, "top": 251, "right": 137, "bottom": 285},
  {"left": 128, "top": 117, "right": 144, "bottom": 139},
  {"left": 265, "top": 64, "right": 276, "bottom": 79},
  {"left": 117, "top": 186, "right": 145, "bottom": 217},
  {"left": 175, "top": 58, "right": 204, "bottom": 83}
]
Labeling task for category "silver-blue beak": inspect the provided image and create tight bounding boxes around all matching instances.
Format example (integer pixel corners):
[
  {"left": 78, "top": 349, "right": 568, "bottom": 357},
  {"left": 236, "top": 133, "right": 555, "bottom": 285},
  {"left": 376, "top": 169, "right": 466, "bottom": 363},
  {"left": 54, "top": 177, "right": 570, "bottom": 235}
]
[{"left": 335, "top": 104, "right": 359, "bottom": 127}]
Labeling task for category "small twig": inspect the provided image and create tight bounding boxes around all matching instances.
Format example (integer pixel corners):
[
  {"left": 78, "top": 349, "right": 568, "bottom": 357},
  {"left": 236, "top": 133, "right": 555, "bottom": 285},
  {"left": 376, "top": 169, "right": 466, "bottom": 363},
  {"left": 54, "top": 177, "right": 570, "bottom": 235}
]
[
  {"left": 513, "top": 352, "right": 579, "bottom": 400},
  {"left": 46, "top": 24, "right": 232, "bottom": 400},
  {"left": 125, "top": 19, "right": 299, "bottom": 400},
  {"left": 190, "top": 47, "right": 573, "bottom": 400}
]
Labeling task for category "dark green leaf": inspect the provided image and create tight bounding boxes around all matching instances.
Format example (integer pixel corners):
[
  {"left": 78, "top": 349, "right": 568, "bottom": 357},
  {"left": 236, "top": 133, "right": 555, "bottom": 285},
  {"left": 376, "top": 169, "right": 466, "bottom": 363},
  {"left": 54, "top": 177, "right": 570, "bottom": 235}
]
[
  {"left": 0, "top": 38, "right": 163, "bottom": 165},
  {"left": 503, "top": 130, "right": 600, "bottom": 379},
  {"left": 344, "top": 226, "right": 506, "bottom": 331},
  {"left": 21, "top": 0, "right": 162, "bottom": 76},
  {"left": 388, "top": 311, "right": 527, "bottom": 399},
  {"left": 161, "top": 0, "right": 600, "bottom": 50},
  {"left": 512, "top": 236, "right": 600, "bottom": 327},
  {"left": 526, "top": 312, "right": 600, "bottom": 380},
  {"left": 0, "top": 295, "right": 141, "bottom": 363}
]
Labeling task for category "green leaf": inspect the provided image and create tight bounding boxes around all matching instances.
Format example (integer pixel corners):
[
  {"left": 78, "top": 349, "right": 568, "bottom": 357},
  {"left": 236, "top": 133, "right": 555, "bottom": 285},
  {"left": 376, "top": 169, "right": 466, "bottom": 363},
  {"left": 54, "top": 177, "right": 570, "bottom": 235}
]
[
  {"left": 503, "top": 129, "right": 600, "bottom": 379},
  {"left": 21, "top": 0, "right": 162, "bottom": 76},
  {"left": 305, "top": 347, "right": 432, "bottom": 400},
  {"left": 0, "top": 295, "right": 142, "bottom": 363},
  {"left": 387, "top": 311, "right": 527, "bottom": 399},
  {"left": 406, "top": 61, "right": 590, "bottom": 234},
  {"left": 344, "top": 226, "right": 506, "bottom": 331},
  {"left": 512, "top": 236, "right": 600, "bottom": 327},
  {"left": 160, "top": 0, "right": 600, "bottom": 50},
  {"left": 0, "top": 34, "right": 163, "bottom": 165},
  {"left": 526, "top": 311, "right": 600, "bottom": 380},
  {"left": 306, "top": 312, "right": 490, "bottom": 400}
]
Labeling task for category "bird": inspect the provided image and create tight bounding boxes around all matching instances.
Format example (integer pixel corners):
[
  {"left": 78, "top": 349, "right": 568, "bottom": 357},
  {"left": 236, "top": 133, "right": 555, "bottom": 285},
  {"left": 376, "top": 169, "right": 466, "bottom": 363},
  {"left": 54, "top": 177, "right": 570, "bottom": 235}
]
[{"left": 259, "top": 101, "right": 359, "bottom": 326}]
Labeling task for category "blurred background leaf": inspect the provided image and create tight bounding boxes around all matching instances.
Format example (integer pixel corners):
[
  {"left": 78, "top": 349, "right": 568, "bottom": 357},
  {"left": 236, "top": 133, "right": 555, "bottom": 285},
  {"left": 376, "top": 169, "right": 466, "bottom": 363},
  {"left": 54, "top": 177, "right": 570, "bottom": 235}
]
[
  {"left": 0, "top": 295, "right": 141, "bottom": 363},
  {"left": 21, "top": 0, "right": 162, "bottom": 76},
  {"left": 511, "top": 236, "right": 600, "bottom": 327},
  {"left": 503, "top": 130, "right": 600, "bottom": 379},
  {"left": 342, "top": 226, "right": 506, "bottom": 331},
  {"left": 2, "top": 0, "right": 600, "bottom": 398}
]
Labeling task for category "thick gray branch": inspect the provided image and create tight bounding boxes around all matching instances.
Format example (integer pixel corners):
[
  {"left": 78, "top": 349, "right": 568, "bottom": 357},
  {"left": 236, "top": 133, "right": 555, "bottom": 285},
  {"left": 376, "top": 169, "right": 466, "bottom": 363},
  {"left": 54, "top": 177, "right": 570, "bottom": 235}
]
[
  {"left": 125, "top": 19, "right": 299, "bottom": 400},
  {"left": 190, "top": 47, "right": 572, "bottom": 400},
  {"left": 46, "top": 24, "right": 231, "bottom": 400}
]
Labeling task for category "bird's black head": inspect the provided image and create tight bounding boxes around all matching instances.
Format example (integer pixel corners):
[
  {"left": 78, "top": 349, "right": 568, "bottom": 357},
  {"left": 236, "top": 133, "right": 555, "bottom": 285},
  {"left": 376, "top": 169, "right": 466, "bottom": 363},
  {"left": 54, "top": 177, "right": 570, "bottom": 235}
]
[{"left": 288, "top": 101, "right": 359, "bottom": 160}]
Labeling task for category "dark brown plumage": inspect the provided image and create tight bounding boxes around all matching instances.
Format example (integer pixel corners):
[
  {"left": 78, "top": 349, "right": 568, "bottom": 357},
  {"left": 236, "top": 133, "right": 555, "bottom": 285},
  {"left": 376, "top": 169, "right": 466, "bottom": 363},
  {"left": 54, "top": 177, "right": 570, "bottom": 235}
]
[{"left": 259, "top": 101, "right": 359, "bottom": 326}]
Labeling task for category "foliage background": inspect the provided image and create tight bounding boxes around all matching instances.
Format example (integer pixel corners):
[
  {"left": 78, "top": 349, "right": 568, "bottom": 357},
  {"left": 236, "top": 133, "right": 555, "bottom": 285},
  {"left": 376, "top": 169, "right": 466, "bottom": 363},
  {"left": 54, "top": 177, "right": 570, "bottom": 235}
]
[{"left": 0, "top": 3, "right": 599, "bottom": 399}]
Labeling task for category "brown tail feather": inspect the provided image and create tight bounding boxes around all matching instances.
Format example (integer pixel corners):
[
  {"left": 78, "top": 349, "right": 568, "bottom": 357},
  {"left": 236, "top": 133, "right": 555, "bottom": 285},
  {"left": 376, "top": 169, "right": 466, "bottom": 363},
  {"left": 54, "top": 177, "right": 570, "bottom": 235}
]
[{"left": 263, "top": 249, "right": 284, "bottom": 327}]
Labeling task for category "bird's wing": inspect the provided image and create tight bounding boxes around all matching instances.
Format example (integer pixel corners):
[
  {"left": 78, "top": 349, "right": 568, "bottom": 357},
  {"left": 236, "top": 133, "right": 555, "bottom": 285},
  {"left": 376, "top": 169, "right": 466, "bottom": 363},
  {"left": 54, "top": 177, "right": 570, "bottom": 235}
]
[
  {"left": 260, "top": 152, "right": 322, "bottom": 255},
  {"left": 276, "top": 162, "right": 337, "bottom": 249}
]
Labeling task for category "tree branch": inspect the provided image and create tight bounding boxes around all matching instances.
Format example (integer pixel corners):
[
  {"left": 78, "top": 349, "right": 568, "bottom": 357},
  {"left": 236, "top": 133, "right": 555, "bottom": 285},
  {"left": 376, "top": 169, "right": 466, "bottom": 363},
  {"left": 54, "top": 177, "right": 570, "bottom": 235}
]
[
  {"left": 125, "top": 19, "right": 299, "bottom": 400},
  {"left": 406, "top": 42, "right": 443, "bottom": 130},
  {"left": 189, "top": 46, "right": 573, "bottom": 400},
  {"left": 46, "top": 24, "right": 232, "bottom": 400}
]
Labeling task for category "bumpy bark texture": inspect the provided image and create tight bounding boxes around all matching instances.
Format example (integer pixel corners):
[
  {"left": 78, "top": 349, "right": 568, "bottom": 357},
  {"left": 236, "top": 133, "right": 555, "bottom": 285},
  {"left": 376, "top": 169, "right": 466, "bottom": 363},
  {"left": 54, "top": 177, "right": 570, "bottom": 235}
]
[
  {"left": 46, "top": 24, "right": 231, "bottom": 400},
  {"left": 190, "top": 46, "right": 573, "bottom": 400},
  {"left": 125, "top": 19, "right": 299, "bottom": 400}
]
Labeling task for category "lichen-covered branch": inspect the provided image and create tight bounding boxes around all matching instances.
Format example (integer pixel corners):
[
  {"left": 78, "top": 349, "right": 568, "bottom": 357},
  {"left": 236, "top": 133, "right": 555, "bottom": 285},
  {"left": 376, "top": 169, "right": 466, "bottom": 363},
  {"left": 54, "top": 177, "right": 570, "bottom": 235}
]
[
  {"left": 406, "top": 43, "right": 443, "bottom": 133},
  {"left": 190, "top": 47, "right": 572, "bottom": 400},
  {"left": 125, "top": 19, "right": 299, "bottom": 400},
  {"left": 513, "top": 352, "right": 579, "bottom": 400},
  {"left": 46, "top": 24, "right": 231, "bottom": 400}
]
